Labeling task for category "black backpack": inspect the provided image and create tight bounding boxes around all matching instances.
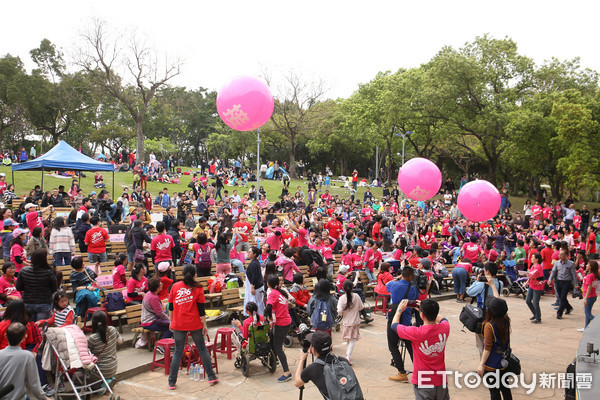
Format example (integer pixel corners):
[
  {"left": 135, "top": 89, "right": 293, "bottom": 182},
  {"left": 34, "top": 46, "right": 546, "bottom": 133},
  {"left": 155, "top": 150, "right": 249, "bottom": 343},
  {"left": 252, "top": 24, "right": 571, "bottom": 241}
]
[
  {"left": 314, "top": 355, "right": 364, "bottom": 400},
  {"left": 413, "top": 269, "right": 429, "bottom": 292},
  {"left": 105, "top": 292, "right": 126, "bottom": 312}
]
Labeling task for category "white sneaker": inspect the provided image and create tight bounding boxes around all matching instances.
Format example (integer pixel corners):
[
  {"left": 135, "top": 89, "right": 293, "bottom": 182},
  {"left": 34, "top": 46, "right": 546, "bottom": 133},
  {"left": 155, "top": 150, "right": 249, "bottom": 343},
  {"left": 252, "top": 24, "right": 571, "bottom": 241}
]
[{"left": 577, "top": 328, "right": 585, "bottom": 332}]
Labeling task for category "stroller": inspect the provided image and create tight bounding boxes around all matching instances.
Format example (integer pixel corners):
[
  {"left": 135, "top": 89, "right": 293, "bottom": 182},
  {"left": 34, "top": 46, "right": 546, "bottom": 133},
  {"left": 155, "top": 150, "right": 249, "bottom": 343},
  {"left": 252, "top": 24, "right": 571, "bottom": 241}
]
[
  {"left": 233, "top": 318, "right": 277, "bottom": 377},
  {"left": 501, "top": 262, "right": 528, "bottom": 298},
  {"left": 41, "top": 325, "right": 120, "bottom": 400}
]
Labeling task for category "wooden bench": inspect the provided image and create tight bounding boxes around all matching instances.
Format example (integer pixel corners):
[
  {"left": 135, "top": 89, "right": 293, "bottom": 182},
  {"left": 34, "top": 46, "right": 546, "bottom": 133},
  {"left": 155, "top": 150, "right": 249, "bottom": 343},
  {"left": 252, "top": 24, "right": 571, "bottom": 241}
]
[
  {"left": 221, "top": 288, "right": 244, "bottom": 317},
  {"left": 441, "top": 265, "right": 455, "bottom": 291}
]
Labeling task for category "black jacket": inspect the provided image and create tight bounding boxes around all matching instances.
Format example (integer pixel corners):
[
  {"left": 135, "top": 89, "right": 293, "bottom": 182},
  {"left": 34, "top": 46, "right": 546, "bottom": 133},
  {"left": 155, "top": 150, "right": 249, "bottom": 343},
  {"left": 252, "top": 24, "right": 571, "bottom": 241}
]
[
  {"left": 125, "top": 226, "right": 152, "bottom": 252},
  {"left": 16, "top": 266, "right": 58, "bottom": 304},
  {"left": 167, "top": 227, "right": 182, "bottom": 260}
]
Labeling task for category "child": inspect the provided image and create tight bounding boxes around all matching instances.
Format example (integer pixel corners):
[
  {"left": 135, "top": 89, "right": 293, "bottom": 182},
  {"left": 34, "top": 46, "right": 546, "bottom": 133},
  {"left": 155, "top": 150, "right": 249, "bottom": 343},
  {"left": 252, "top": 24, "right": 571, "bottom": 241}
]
[
  {"left": 156, "top": 261, "right": 173, "bottom": 301},
  {"left": 184, "top": 212, "right": 196, "bottom": 231},
  {"left": 275, "top": 248, "right": 301, "bottom": 284},
  {"left": 37, "top": 290, "right": 74, "bottom": 327},
  {"left": 337, "top": 279, "right": 364, "bottom": 365},
  {"left": 307, "top": 279, "right": 338, "bottom": 334},
  {"left": 289, "top": 273, "right": 310, "bottom": 309},
  {"left": 232, "top": 301, "right": 265, "bottom": 348},
  {"left": 112, "top": 256, "right": 127, "bottom": 290}
]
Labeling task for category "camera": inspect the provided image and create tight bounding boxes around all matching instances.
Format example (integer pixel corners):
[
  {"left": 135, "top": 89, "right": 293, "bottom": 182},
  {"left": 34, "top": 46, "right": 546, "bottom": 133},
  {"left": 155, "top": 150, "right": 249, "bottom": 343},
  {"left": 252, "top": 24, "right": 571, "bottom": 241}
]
[
  {"left": 478, "top": 275, "right": 488, "bottom": 283},
  {"left": 472, "top": 266, "right": 484, "bottom": 276},
  {"left": 406, "top": 301, "right": 419, "bottom": 308},
  {"left": 298, "top": 323, "right": 314, "bottom": 353}
]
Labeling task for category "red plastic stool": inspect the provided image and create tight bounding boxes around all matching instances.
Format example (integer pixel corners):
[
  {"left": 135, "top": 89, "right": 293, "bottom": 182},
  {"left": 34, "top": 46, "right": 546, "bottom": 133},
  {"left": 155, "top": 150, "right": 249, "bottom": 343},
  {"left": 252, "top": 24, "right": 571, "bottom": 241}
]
[
  {"left": 213, "top": 327, "right": 237, "bottom": 360},
  {"left": 181, "top": 333, "right": 218, "bottom": 374},
  {"left": 152, "top": 338, "right": 175, "bottom": 374},
  {"left": 82, "top": 307, "right": 111, "bottom": 332},
  {"left": 373, "top": 294, "right": 389, "bottom": 315}
]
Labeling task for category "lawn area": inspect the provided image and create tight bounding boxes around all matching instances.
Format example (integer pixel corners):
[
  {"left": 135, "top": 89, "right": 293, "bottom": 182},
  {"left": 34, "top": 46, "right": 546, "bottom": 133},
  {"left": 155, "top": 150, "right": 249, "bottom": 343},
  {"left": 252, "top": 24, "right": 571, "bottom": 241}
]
[{"left": 0, "top": 166, "right": 384, "bottom": 201}]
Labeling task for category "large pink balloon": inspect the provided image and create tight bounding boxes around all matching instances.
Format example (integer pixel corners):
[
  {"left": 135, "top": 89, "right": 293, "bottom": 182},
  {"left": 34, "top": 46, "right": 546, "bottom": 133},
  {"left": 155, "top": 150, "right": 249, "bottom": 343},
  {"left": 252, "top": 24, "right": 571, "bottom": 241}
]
[
  {"left": 397, "top": 158, "right": 442, "bottom": 201},
  {"left": 457, "top": 180, "right": 501, "bottom": 222},
  {"left": 217, "top": 76, "right": 274, "bottom": 131}
]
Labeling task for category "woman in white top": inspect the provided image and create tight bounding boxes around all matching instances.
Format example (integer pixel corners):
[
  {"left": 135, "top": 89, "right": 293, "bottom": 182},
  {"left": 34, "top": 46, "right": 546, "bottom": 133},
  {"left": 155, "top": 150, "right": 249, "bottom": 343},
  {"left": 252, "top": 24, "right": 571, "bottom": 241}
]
[{"left": 523, "top": 199, "right": 532, "bottom": 217}]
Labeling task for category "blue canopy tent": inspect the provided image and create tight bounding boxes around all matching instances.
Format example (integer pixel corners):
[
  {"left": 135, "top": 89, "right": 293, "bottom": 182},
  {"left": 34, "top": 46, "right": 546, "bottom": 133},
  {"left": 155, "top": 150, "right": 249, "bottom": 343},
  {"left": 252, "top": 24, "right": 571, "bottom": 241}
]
[
  {"left": 265, "top": 166, "right": 288, "bottom": 179},
  {"left": 12, "top": 141, "right": 115, "bottom": 197}
]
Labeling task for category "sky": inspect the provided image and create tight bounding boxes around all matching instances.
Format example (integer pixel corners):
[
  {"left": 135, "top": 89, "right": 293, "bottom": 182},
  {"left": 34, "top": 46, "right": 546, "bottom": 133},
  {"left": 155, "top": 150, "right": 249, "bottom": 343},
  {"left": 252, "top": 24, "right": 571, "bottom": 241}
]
[{"left": 2, "top": 0, "right": 600, "bottom": 99}]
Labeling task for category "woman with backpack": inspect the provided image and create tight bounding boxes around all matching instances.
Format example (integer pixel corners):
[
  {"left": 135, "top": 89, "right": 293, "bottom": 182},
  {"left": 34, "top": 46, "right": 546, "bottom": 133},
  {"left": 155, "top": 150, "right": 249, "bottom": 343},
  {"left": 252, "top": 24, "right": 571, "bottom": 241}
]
[
  {"left": 307, "top": 279, "right": 338, "bottom": 334},
  {"left": 264, "top": 275, "right": 293, "bottom": 383},
  {"left": 477, "top": 296, "right": 513, "bottom": 400},
  {"left": 192, "top": 233, "right": 214, "bottom": 277}
]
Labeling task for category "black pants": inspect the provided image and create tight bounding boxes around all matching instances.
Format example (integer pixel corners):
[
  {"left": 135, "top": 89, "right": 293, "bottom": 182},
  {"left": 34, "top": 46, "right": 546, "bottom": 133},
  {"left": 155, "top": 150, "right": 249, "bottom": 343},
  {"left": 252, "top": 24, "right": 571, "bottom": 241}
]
[
  {"left": 557, "top": 280, "right": 573, "bottom": 317},
  {"left": 485, "top": 369, "right": 513, "bottom": 400},
  {"left": 387, "top": 324, "right": 413, "bottom": 373},
  {"left": 196, "top": 265, "right": 213, "bottom": 277},
  {"left": 272, "top": 324, "right": 291, "bottom": 372}
]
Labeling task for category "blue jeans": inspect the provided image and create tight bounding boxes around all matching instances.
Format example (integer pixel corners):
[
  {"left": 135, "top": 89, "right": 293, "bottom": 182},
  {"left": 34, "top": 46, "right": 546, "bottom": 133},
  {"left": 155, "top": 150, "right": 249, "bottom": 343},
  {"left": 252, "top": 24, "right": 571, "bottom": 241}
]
[
  {"left": 88, "top": 252, "right": 108, "bottom": 263},
  {"left": 585, "top": 296, "right": 597, "bottom": 327},
  {"left": 525, "top": 288, "right": 543, "bottom": 321},
  {"left": 143, "top": 320, "right": 173, "bottom": 339},
  {"left": 452, "top": 267, "right": 468, "bottom": 295},
  {"left": 54, "top": 252, "right": 72, "bottom": 267},
  {"left": 25, "top": 303, "right": 52, "bottom": 322},
  {"left": 365, "top": 268, "right": 376, "bottom": 282},
  {"left": 169, "top": 329, "right": 216, "bottom": 386}
]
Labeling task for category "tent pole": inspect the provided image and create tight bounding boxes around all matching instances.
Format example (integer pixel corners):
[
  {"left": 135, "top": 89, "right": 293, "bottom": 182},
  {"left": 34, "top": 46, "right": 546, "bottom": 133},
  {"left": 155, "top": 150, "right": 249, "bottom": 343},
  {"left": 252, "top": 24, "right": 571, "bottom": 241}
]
[
  {"left": 112, "top": 170, "right": 115, "bottom": 201},
  {"left": 41, "top": 167, "right": 45, "bottom": 192},
  {"left": 11, "top": 169, "right": 14, "bottom": 186}
]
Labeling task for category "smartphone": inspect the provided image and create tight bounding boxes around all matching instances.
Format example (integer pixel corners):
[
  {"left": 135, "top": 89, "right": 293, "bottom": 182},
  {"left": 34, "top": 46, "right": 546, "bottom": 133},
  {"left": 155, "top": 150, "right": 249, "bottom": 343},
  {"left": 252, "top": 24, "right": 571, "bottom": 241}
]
[{"left": 406, "top": 301, "right": 419, "bottom": 308}]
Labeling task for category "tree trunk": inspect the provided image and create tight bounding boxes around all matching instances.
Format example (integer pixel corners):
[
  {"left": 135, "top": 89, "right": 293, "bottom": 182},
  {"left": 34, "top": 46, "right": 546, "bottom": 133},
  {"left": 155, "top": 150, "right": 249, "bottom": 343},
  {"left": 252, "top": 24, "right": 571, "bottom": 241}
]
[
  {"left": 387, "top": 138, "right": 392, "bottom": 187},
  {"left": 288, "top": 135, "right": 297, "bottom": 179},
  {"left": 136, "top": 118, "right": 145, "bottom": 163},
  {"left": 339, "top": 156, "right": 345, "bottom": 176},
  {"left": 527, "top": 177, "right": 535, "bottom": 198}
]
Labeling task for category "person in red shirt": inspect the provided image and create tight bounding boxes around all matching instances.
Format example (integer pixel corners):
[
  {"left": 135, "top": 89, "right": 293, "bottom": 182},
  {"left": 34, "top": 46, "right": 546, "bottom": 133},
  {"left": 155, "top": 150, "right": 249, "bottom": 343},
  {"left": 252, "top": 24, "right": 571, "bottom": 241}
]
[
  {"left": 461, "top": 236, "right": 483, "bottom": 264},
  {"left": 84, "top": 216, "right": 109, "bottom": 263},
  {"left": 374, "top": 262, "right": 394, "bottom": 296},
  {"left": 372, "top": 216, "right": 382, "bottom": 242},
  {"left": 540, "top": 240, "right": 555, "bottom": 291},
  {"left": 126, "top": 263, "right": 147, "bottom": 304},
  {"left": 233, "top": 213, "right": 253, "bottom": 252},
  {"left": 168, "top": 265, "right": 219, "bottom": 389},
  {"left": 289, "top": 273, "right": 310, "bottom": 308},
  {"left": 24, "top": 203, "right": 52, "bottom": 236},
  {"left": 587, "top": 226, "right": 597, "bottom": 255},
  {"left": 320, "top": 190, "right": 332, "bottom": 205},
  {"left": 363, "top": 240, "right": 382, "bottom": 284},
  {"left": 112, "top": 258, "right": 127, "bottom": 290},
  {"left": 526, "top": 253, "right": 544, "bottom": 323},
  {"left": 265, "top": 275, "right": 293, "bottom": 382},
  {"left": 156, "top": 261, "right": 174, "bottom": 300},
  {"left": 0, "top": 174, "right": 7, "bottom": 195},
  {"left": 351, "top": 169, "right": 358, "bottom": 191},
  {"left": 324, "top": 216, "right": 343, "bottom": 242},
  {"left": 289, "top": 219, "right": 310, "bottom": 247},
  {"left": 531, "top": 201, "right": 542, "bottom": 222},
  {"left": 151, "top": 221, "right": 175, "bottom": 271}
]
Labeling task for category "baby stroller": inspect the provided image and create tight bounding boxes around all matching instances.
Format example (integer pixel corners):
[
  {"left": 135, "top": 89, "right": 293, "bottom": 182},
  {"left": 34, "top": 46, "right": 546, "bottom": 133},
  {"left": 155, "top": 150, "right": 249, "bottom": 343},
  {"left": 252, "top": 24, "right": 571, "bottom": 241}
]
[
  {"left": 233, "top": 318, "right": 277, "bottom": 377},
  {"left": 41, "top": 325, "right": 119, "bottom": 400},
  {"left": 501, "top": 263, "right": 528, "bottom": 298}
]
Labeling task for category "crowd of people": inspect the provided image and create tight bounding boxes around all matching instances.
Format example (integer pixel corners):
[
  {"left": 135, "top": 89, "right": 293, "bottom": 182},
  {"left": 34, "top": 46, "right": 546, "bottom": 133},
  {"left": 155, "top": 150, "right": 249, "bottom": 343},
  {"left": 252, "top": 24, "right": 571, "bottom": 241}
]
[{"left": 0, "top": 164, "right": 598, "bottom": 400}]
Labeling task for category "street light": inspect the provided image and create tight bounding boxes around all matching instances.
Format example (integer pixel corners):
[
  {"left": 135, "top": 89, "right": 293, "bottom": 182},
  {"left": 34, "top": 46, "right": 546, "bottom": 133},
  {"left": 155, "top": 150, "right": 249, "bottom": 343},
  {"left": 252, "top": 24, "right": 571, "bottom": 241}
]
[{"left": 395, "top": 130, "right": 413, "bottom": 204}]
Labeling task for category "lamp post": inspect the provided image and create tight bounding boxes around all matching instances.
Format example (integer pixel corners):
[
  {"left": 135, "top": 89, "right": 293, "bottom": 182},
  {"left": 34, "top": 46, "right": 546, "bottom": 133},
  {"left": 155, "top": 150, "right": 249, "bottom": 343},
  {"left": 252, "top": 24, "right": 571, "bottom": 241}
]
[
  {"left": 395, "top": 130, "right": 413, "bottom": 204},
  {"left": 256, "top": 128, "right": 261, "bottom": 201}
]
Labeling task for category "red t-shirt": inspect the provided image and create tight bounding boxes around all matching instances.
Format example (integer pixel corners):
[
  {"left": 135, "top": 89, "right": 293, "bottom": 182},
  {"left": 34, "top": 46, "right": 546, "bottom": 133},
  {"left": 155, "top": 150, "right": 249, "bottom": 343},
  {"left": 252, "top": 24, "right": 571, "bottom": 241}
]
[
  {"left": 157, "top": 276, "right": 173, "bottom": 300},
  {"left": 267, "top": 289, "right": 292, "bottom": 326},
  {"left": 588, "top": 233, "right": 597, "bottom": 254},
  {"left": 242, "top": 315, "right": 265, "bottom": 340},
  {"left": 528, "top": 264, "right": 544, "bottom": 291},
  {"left": 363, "top": 248, "right": 382, "bottom": 271},
  {"left": 351, "top": 253, "right": 363, "bottom": 270},
  {"left": 461, "top": 243, "right": 481, "bottom": 264},
  {"left": 151, "top": 234, "right": 175, "bottom": 262},
  {"left": 325, "top": 220, "right": 343, "bottom": 240},
  {"left": 396, "top": 319, "right": 450, "bottom": 386},
  {"left": 126, "top": 276, "right": 147, "bottom": 303},
  {"left": 0, "top": 181, "right": 6, "bottom": 195},
  {"left": 84, "top": 227, "right": 109, "bottom": 254},
  {"left": 455, "top": 262, "right": 472, "bottom": 274},
  {"left": 26, "top": 211, "right": 44, "bottom": 235},
  {"left": 583, "top": 274, "right": 598, "bottom": 298},
  {"left": 540, "top": 247, "right": 554, "bottom": 270},
  {"left": 168, "top": 281, "right": 206, "bottom": 331},
  {"left": 112, "top": 264, "right": 126, "bottom": 289},
  {"left": 0, "top": 275, "right": 20, "bottom": 304},
  {"left": 297, "top": 228, "right": 309, "bottom": 247},
  {"left": 233, "top": 221, "right": 252, "bottom": 242},
  {"left": 372, "top": 223, "right": 381, "bottom": 241},
  {"left": 352, "top": 172, "right": 358, "bottom": 182},
  {"left": 542, "top": 207, "right": 552, "bottom": 220},
  {"left": 531, "top": 205, "right": 542, "bottom": 219}
]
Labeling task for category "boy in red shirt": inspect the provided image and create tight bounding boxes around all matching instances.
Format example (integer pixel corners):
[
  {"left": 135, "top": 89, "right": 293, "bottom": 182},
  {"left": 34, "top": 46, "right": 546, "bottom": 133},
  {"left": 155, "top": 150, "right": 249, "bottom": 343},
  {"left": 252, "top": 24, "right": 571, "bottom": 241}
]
[
  {"left": 233, "top": 213, "right": 253, "bottom": 252},
  {"left": 84, "top": 216, "right": 109, "bottom": 263},
  {"left": 363, "top": 240, "right": 382, "bottom": 284},
  {"left": 391, "top": 298, "right": 450, "bottom": 399},
  {"left": 151, "top": 221, "right": 175, "bottom": 271}
]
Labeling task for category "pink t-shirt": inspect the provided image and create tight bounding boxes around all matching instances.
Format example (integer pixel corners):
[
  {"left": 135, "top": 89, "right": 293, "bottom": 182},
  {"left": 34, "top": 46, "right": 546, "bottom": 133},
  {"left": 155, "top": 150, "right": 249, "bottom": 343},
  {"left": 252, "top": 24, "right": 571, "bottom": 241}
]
[
  {"left": 461, "top": 243, "right": 481, "bottom": 264},
  {"left": 126, "top": 276, "right": 147, "bottom": 303},
  {"left": 297, "top": 228, "right": 309, "bottom": 247},
  {"left": 267, "top": 289, "right": 292, "bottom": 326},
  {"left": 528, "top": 264, "right": 545, "bottom": 291},
  {"left": 396, "top": 319, "right": 450, "bottom": 386},
  {"left": 351, "top": 253, "right": 364, "bottom": 270},
  {"left": 363, "top": 248, "right": 382, "bottom": 271},
  {"left": 112, "top": 264, "right": 126, "bottom": 289},
  {"left": 340, "top": 253, "right": 354, "bottom": 267},
  {"left": 10, "top": 244, "right": 25, "bottom": 272},
  {"left": 583, "top": 274, "right": 598, "bottom": 298},
  {"left": 151, "top": 234, "right": 175, "bottom": 262}
]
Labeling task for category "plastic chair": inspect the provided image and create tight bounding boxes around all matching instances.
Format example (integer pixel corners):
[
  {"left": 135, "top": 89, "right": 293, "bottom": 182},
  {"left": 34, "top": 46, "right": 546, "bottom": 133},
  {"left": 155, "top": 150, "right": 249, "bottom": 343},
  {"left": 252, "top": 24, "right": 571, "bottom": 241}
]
[
  {"left": 214, "top": 327, "right": 237, "bottom": 360},
  {"left": 373, "top": 294, "right": 389, "bottom": 315},
  {"left": 151, "top": 338, "right": 175, "bottom": 374},
  {"left": 181, "top": 333, "right": 218, "bottom": 374}
]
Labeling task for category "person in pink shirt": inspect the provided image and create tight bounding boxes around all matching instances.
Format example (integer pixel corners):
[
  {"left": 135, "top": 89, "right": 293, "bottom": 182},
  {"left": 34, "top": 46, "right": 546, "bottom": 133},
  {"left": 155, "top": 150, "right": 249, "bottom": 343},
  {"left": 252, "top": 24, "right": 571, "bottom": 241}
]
[
  {"left": 525, "top": 253, "right": 544, "bottom": 323},
  {"left": 0, "top": 262, "right": 21, "bottom": 305},
  {"left": 352, "top": 245, "right": 365, "bottom": 271},
  {"left": 24, "top": 203, "right": 52, "bottom": 236},
  {"left": 391, "top": 298, "right": 450, "bottom": 399},
  {"left": 340, "top": 244, "right": 354, "bottom": 269},
  {"left": 542, "top": 203, "right": 552, "bottom": 221},
  {"left": 112, "top": 257, "right": 127, "bottom": 290},
  {"left": 531, "top": 201, "right": 542, "bottom": 223},
  {"left": 265, "top": 275, "right": 292, "bottom": 382},
  {"left": 363, "top": 240, "right": 382, "bottom": 284},
  {"left": 289, "top": 219, "right": 310, "bottom": 247},
  {"left": 461, "top": 236, "right": 483, "bottom": 264},
  {"left": 275, "top": 248, "right": 301, "bottom": 284},
  {"left": 583, "top": 260, "right": 599, "bottom": 328}
]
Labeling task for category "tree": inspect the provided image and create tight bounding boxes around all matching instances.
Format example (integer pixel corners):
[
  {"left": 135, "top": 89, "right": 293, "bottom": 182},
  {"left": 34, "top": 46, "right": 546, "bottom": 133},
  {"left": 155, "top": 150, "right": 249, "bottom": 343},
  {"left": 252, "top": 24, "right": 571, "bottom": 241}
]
[
  {"left": 267, "top": 72, "right": 326, "bottom": 178},
  {"left": 77, "top": 20, "right": 181, "bottom": 162},
  {"left": 0, "top": 54, "right": 28, "bottom": 147}
]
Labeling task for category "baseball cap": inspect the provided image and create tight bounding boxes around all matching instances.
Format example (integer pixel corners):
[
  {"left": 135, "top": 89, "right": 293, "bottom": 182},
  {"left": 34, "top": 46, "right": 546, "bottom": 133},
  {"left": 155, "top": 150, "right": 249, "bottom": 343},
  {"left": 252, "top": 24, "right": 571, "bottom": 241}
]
[
  {"left": 24, "top": 203, "right": 36, "bottom": 210},
  {"left": 12, "top": 227, "right": 29, "bottom": 238},
  {"left": 3, "top": 219, "right": 16, "bottom": 227},
  {"left": 305, "top": 331, "right": 332, "bottom": 353},
  {"left": 338, "top": 265, "right": 349, "bottom": 274},
  {"left": 90, "top": 191, "right": 97, "bottom": 195},
  {"left": 419, "top": 258, "right": 431, "bottom": 269},
  {"left": 157, "top": 262, "right": 170, "bottom": 272},
  {"left": 545, "top": 239, "right": 553, "bottom": 246}
]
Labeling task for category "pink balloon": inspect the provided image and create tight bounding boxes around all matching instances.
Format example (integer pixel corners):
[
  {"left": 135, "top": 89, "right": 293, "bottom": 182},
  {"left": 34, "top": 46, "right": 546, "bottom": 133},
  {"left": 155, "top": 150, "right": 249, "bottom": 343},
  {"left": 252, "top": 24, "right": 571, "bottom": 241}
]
[
  {"left": 397, "top": 158, "right": 442, "bottom": 201},
  {"left": 217, "top": 76, "right": 274, "bottom": 131},
  {"left": 457, "top": 180, "right": 501, "bottom": 222}
]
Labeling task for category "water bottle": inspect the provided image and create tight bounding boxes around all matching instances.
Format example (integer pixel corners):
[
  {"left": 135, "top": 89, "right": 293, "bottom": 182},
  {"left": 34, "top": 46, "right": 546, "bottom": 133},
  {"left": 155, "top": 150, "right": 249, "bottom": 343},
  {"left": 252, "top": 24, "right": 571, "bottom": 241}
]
[
  {"left": 199, "top": 365, "right": 205, "bottom": 382},
  {"left": 194, "top": 364, "right": 200, "bottom": 381},
  {"left": 189, "top": 364, "right": 195, "bottom": 379}
]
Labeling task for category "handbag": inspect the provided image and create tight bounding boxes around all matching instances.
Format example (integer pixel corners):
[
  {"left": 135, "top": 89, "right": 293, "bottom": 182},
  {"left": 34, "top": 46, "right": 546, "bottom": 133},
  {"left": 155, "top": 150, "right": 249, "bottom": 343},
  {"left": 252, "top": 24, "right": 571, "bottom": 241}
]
[
  {"left": 131, "top": 230, "right": 145, "bottom": 262},
  {"left": 501, "top": 335, "right": 521, "bottom": 375},
  {"left": 572, "top": 287, "right": 583, "bottom": 299},
  {"left": 459, "top": 287, "right": 488, "bottom": 334}
]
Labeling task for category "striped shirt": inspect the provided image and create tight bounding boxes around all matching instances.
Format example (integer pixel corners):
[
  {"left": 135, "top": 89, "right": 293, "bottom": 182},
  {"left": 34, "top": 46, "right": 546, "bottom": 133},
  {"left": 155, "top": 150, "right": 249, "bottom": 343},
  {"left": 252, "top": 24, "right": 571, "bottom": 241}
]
[
  {"left": 53, "top": 305, "right": 74, "bottom": 327},
  {"left": 88, "top": 326, "right": 121, "bottom": 378},
  {"left": 49, "top": 228, "right": 76, "bottom": 255}
]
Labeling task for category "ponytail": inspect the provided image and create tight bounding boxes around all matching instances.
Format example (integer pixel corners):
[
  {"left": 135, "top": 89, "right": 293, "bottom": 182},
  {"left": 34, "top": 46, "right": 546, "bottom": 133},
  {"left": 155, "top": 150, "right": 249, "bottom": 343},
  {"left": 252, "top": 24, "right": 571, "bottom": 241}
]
[
  {"left": 342, "top": 279, "right": 354, "bottom": 310},
  {"left": 183, "top": 264, "right": 200, "bottom": 288},
  {"left": 91, "top": 311, "right": 109, "bottom": 344}
]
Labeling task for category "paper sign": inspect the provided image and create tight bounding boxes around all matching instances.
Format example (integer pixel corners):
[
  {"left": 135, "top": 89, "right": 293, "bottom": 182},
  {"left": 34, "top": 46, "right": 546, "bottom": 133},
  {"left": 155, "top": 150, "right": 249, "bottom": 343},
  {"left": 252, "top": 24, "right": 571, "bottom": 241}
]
[
  {"left": 96, "top": 275, "right": 113, "bottom": 288},
  {"left": 56, "top": 212, "right": 69, "bottom": 218},
  {"left": 184, "top": 232, "right": 193, "bottom": 239},
  {"left": 110, "top": 234, "right": 125, "bottom": 242},
  {"left": 151, "top": 213, "right": 164, "bottom": 223}
]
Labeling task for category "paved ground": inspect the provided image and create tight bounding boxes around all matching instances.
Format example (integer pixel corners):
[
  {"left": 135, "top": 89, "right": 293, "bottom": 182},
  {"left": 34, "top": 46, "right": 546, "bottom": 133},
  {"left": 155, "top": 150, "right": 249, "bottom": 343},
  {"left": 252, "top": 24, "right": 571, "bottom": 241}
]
[{"left": 110, "top": 293, "right": 590, "bottom": 399}]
